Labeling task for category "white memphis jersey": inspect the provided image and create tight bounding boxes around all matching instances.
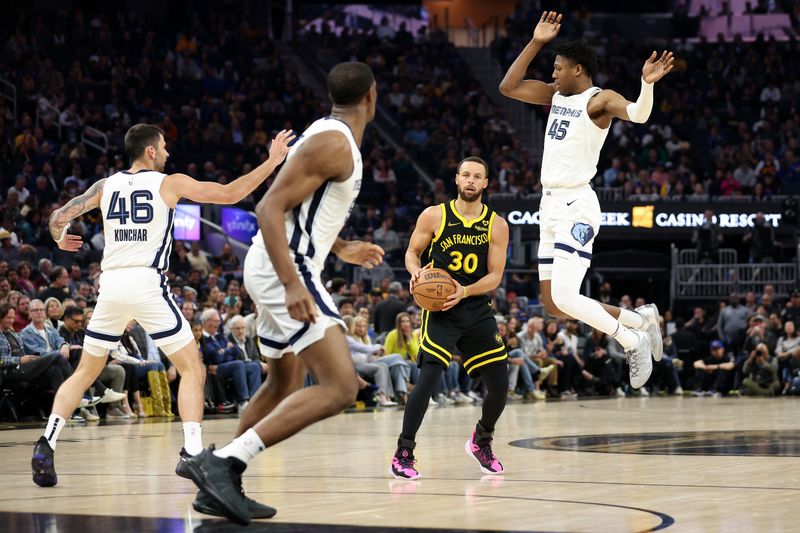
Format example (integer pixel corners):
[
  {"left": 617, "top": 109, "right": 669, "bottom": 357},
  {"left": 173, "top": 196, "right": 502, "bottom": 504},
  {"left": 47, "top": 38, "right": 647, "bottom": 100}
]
[
  {"left": 540, "top": 86, "right": 610, "bottom": 189},
  {"left": 100, "top": 170, "right": 175, "bottom": 272},
  {"left": 252, "top": 116, "right": 362, "bottom": 272}
]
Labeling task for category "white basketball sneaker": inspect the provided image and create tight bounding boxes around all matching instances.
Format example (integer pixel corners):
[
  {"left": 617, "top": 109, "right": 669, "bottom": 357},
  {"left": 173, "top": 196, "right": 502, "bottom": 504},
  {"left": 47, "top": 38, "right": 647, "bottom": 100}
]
[
  {"left": 626, "top": 330, "right": 653, "bottom": 389},
  {"left": 635, "top": 303, "right": 663, "bottom": 362}
]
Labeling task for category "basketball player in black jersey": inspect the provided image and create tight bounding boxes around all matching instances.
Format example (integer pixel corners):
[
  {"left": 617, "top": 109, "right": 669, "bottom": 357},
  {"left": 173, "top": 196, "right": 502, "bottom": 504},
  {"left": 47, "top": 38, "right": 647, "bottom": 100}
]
[{"left": 391, "top": 156, "right": 510, "bottom": 480}]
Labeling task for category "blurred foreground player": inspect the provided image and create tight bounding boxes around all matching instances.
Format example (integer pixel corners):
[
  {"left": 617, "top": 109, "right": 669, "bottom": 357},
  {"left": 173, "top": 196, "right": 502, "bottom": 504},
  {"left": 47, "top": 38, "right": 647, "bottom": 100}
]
[{"left": 181, "top": 62, "right": 383, "bottom": 525}]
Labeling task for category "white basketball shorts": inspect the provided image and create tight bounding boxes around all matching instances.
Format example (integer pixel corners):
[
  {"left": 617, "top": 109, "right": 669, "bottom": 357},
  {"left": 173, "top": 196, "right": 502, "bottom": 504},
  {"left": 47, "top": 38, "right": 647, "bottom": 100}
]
[
  {"left": 244, "top": 245, "right": 345, "bottom": 359},
  {"left": 537, "top": 184, "right": 601, "bottom": 280},
  {"left": 84, "top": 267, "right": 194, "bottom": 355}
]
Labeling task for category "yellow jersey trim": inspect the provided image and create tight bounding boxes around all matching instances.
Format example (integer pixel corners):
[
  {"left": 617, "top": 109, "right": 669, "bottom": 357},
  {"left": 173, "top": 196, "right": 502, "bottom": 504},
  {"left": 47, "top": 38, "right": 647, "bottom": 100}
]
[
  {"left": 449, "top": 200, "right": 488, "bottom": 228},
  {"left": 432, "top": 203, "right": 447, "bottom": 242},
  {"left": 487, "top": 212, "right": 497, "bottom": 243},
  {"left": 463, "top": 345, "right": 506, "bottom": 367},
  {"left": 465, "top": 354, "right": 508, "bottom": 373},
  {"left": 420, "top": 309, "right": 453, "bottom": 361},
  {"left": 420, "top": 344, "right": 451, "bottom": 366},
  {"left": 425, "top": 204, "right": 447, "bottom": 268}
]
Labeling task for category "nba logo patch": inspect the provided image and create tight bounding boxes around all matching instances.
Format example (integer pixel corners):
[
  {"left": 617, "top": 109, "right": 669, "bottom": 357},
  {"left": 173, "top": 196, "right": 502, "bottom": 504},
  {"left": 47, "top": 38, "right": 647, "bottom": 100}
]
[{"left": 571, "top": 223, "right": 594, "bottom": 246}]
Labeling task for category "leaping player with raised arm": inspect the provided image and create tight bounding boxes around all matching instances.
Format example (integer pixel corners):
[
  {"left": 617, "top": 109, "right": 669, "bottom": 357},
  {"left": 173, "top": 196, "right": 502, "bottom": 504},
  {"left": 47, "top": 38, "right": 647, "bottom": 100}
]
[
  {"left": 31, "top": 123, "right": 294, "bottom": 487},
  {"left": 499, "top": 11, "right": 674, "bottom": 388}
]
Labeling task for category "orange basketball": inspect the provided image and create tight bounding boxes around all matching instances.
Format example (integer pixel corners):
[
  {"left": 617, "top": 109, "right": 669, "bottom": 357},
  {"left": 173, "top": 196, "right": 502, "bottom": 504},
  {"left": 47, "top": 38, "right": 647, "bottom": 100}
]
[{"left": 412, "top": 268, "right": 457, "bottom": 312}]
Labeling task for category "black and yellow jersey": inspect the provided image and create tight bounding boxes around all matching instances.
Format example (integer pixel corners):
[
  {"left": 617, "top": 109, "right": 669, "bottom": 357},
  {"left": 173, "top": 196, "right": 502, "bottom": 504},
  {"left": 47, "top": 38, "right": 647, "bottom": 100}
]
[
  {"left": 423, "top": 200, "right": 497, "bottom": 289},
  {"left": 418, "top": 200, "right": 507, "bottom": 375}
]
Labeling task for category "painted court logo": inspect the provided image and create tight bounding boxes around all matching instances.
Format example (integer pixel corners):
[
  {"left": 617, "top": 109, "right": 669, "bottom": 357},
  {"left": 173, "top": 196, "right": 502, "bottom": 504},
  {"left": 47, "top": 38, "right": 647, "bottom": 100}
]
[{"left": 571, "top": 223, "right": 594, "bottom": 246}]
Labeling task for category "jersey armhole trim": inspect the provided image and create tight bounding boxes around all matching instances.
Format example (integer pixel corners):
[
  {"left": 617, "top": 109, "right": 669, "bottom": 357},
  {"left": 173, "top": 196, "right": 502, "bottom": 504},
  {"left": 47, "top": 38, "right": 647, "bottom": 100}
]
[
  {"left": 432, "top": 203, "right": 447, "bottom": 242},
  {"left": 487, "top": 212, "right": 497, "bottom": 243}
]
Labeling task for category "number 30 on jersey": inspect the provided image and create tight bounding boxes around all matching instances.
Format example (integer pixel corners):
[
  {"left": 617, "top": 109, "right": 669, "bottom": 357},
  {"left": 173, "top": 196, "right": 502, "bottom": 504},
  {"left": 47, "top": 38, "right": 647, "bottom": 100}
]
[{"left": 447, "top": 250, "right": 478, "bottom": 274}]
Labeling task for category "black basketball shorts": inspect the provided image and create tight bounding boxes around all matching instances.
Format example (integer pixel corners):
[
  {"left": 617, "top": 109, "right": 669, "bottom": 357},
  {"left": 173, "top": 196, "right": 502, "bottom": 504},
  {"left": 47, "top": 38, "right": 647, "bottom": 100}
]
[{"left": 418, "top": 297, "right": 508, "bottom": 376}]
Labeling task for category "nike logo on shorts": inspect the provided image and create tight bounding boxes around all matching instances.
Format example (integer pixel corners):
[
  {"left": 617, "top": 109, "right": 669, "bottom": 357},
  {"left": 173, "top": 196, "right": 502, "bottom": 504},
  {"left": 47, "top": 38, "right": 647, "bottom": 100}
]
[{"left": 566, "top": 200, "right": 577, "bottom": 206}]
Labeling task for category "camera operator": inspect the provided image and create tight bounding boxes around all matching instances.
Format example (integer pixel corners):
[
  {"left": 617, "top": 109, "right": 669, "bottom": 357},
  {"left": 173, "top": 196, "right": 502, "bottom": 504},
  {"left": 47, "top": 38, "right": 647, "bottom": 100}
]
[{"left": 742, "top": 342, "right": 780, "bottom": 396}]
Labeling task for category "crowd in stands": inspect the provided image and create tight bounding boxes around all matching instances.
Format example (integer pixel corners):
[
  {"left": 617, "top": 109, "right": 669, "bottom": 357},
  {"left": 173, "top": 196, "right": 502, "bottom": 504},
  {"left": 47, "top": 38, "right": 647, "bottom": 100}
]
[
  {"left": 2, "top": 5, "right": 800, "bottom": 420},
  {"left": 494, "top": 3, "right": 800, "bottom": 198},
  {"left": 4, "top": 5, "right": 797, "bottom": 284},
  {"left": 3, "top": 238, "right": 799, "bottom": 422},
  {"left": 1, "top": 5, "right": 327, "bottom": 252},
  {"left": 301, "top": 18, "right": 537, "bottom": 206}
]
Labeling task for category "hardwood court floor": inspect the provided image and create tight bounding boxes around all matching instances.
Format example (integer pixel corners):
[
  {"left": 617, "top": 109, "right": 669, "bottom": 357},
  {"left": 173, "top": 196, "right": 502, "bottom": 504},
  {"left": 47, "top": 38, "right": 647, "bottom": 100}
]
[{"left": 0, "top": 396, "right": 798, "bottom": 532}]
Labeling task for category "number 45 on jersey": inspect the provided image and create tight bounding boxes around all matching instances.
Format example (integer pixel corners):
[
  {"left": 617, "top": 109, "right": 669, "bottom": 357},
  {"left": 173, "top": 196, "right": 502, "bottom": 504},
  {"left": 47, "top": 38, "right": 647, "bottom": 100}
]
[{"left": 548, "top": 119, "right": 570, "bottom": 140}]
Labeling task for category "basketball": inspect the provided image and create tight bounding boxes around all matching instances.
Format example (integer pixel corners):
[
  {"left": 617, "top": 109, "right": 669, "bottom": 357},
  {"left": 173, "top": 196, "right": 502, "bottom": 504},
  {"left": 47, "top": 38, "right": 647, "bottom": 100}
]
[
  {"left": 9, "top": 2, "right": 800, "bottom": 531},
  {"left": 412, "top": 268, "right": 457, "bottom": 311}
]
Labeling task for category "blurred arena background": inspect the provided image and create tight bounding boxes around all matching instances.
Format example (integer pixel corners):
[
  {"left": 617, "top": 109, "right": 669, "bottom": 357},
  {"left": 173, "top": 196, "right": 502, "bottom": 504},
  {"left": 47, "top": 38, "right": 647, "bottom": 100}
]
[{"left": 0, "top": 0, "right": 799, "bottom": 531}]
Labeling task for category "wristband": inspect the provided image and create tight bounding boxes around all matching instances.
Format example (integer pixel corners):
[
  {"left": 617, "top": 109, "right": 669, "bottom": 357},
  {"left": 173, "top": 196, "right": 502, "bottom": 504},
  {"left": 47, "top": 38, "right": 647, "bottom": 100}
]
[
  {"left": 625, "top": 77, "right": 654, "bottom": 124},
  {"left": 462, "top": 286, "right": 468, "bottom": 299},
  {"left": 55, "top": 226, "right": 68, "bottom": 244}
]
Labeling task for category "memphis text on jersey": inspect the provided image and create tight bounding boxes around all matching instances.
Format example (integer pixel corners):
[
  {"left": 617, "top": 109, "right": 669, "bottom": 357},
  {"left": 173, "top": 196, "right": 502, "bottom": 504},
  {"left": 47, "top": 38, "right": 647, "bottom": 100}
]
[
  {"left": 114, "top": 228, "right": 148, "bottom": 241},
  {"left": 550, "top": 104, "right": 582, "bottom": 118},
  {"left": 438, "top": 231, "right": 489, "bottom": 253}
]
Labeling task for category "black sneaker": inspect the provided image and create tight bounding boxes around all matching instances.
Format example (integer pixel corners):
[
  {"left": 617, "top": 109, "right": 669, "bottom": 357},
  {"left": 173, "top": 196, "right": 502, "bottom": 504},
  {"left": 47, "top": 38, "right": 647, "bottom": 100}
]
[
  {"left": 175, "top": 447, "right": 192, "bottom": 479},
  {"left": 182, "top": 446, "right": 251, "bottom": 526},
  {"left": 193, "top": 459, "right": 276, "bottom": 519},
  {"left": 32, "top": 436, "right": 57, "bottom": 487}
]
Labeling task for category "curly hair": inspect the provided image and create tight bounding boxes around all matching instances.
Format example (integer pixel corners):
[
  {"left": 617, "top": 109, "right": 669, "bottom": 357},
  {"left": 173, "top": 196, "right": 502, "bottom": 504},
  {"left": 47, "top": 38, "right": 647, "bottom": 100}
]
[{"left": 553, "top": 39, "right": 599, "bottom": 79}]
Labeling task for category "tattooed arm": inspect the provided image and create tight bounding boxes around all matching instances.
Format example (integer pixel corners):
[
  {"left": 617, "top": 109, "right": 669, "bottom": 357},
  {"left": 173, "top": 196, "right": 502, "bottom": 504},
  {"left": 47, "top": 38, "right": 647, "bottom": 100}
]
[{"left": 49, "top": 179, "right": 106, "bottom": 252}]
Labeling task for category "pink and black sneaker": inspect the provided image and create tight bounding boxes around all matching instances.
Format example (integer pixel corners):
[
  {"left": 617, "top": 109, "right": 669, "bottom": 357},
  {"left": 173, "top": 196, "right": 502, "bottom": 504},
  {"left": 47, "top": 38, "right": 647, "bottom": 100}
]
[
  {"left": 390, "top": 438, "right": 421, "bottom": 480},
  {"left": 465, "top": 430, "right": 504, "bottom": 475}
]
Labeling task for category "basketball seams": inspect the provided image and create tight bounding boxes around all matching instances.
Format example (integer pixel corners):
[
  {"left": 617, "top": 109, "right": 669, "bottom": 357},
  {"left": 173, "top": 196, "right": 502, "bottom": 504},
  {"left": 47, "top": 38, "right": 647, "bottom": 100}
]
[{"left": 412, "top": 268, "right": 456, "bottom": 311}]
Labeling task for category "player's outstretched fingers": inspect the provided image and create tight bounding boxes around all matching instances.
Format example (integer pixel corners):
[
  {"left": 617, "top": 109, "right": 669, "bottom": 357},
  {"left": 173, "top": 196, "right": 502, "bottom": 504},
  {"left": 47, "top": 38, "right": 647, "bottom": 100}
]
[
  {"left": 366, "top": 244, "right": 384, "bottom": 267},
  {"left": 63, "top": 234, "right": 83, "bottom": 252}
]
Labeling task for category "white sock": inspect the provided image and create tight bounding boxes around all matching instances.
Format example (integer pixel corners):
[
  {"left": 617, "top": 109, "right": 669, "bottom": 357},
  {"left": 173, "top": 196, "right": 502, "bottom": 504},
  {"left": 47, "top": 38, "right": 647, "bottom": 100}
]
[
  {"left": 611, "top": 323, "right": 640, "bottom": 351},
  {"left": 618, "top": 308, "right": 645, "bottom": 330},
  {"left": 43, "top": 415, "right": 66, "bottom": 450},
  {"left": 213, "top": 428, "right": 265, "bottom": 465},
  {"left": 182, "top": 422, "right": 203, "bottom": 455}
]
